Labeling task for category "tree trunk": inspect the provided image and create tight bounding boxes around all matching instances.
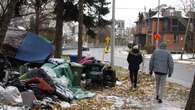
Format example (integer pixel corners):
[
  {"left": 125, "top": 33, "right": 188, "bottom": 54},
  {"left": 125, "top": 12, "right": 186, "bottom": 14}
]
[
  {"left": 185, "top": 75, "right": 195, "bottom": 110},
  {"left": 95, "top": 35, "right": 100, "bottom": 47},
  {"left": 54, "top": 0, "right": 63, "bottom": 58},
  {"left": 0, "top": 1, "right": 18, "bottom": 48},
  {"left": 35, "top": 6, "right": 40, "bottom": 34},
  {"left": 77, "top": 0, "right": 84, "bottom": 60}
]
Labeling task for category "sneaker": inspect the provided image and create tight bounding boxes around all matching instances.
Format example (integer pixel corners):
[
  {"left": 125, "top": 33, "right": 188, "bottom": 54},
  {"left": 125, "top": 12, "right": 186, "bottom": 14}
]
[{"left": 158, "top": 99, "right": 163, "bottom": 103}]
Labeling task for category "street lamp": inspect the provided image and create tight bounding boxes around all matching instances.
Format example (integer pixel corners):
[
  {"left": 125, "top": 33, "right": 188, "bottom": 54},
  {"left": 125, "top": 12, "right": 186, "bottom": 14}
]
[{"left": 111, "top": 0, "right": 115, "bottom": 66}]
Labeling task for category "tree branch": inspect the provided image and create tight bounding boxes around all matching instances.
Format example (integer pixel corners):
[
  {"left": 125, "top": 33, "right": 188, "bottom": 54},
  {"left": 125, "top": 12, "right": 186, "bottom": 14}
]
[
  {"left": 0, "top": 1, "right": 5, "bottom": 15},
  {"left": 14, "top": 12, "right": 36, "bottom": 17}
]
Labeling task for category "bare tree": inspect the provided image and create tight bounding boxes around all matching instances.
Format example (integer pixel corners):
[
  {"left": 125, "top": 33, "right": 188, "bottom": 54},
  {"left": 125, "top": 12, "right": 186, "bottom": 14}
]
[
  {"left": 25, "top": 0, "right": 54, "bottom": 34},
  {"left": 179, "top": 0, "right": 195, "bottom": 59},
  {"left": 0, "top": 0, "right": 19, "bottom": 47}
]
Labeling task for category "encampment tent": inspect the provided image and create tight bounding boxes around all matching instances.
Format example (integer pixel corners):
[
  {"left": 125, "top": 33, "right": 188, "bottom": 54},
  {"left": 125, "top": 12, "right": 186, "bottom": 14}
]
[{"left": 2, "top": 31, "right": 53, "bottom": 63}]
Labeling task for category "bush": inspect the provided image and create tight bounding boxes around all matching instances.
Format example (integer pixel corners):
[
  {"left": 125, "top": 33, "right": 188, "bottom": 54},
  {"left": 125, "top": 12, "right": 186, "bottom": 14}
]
[{"left": 143, "top": 45, "right": 155, "bottom": 54}]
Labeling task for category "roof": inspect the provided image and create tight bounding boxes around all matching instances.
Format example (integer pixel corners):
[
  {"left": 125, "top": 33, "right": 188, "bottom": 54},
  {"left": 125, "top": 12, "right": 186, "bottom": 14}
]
[{"left": 151, "top": 12, "right": 164, "bottom": 18}]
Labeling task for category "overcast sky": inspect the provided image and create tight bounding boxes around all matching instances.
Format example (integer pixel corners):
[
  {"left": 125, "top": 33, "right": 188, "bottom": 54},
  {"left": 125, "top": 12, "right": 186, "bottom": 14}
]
[{"left": 106, "top": 0, "right": 182, "bottom": 27}]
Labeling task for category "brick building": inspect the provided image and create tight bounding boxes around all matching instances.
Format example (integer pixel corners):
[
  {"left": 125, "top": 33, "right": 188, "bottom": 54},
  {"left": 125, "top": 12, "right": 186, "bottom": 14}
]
[{"left": 134, "top": 7, "right": 195, "bottom": 52}]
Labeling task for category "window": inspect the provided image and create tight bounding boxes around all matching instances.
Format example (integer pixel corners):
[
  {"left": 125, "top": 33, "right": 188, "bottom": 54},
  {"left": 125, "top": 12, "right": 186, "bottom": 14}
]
[
  {"left": 172, "top": 19, "right": 179, "bottom": 32},
  {"left": 173, "top": 33, "right": 179, "bottom": 43},
  {"left": 163, "top": 19, "right": 169, "bottom": 32}
]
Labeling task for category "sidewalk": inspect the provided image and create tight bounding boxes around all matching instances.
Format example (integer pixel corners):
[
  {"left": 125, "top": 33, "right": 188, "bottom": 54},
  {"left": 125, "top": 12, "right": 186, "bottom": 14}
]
[
  {"left": 75, "top": 67, "right": 189, "bottom": 110},
  {"left": 151, "top": 103, "right": 183, "bottom": 110}
]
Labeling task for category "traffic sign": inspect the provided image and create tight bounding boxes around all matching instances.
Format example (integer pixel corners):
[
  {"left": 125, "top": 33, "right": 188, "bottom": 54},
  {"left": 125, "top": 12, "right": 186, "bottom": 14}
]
[
  {"left": 104, "top": 47, "right": 110, "bottom": 53},
  {"left": 154, "top": 33, "right": 161, "bottom": 40}
]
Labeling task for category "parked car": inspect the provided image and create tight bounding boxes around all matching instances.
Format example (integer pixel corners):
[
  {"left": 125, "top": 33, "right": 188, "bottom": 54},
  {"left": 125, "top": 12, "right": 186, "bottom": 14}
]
[
  {"left": 82, "top": 43, "right": 89, "bottom": 51},
  {"left": 82, "top": 46, "right": 89, "bottom": 51}
]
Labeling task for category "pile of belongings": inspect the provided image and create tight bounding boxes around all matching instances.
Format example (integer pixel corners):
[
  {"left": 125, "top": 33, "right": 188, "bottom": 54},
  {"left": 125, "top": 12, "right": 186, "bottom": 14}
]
[
  {"left": 78, "top": 57, "right": 117, "bottom": 87},
  {"left": 0, "top": 31, "right": 96, "bottom": 109},
  {"left": 0, "top": 30, "right": 117, "bottom": 109},
  {"left": 0, "top": 58, "right": 96, "bottom": 109}
]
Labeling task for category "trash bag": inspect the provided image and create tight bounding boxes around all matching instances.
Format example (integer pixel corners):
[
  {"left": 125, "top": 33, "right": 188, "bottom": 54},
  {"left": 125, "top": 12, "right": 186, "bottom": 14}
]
[
  {"left": 0, "top": 86, "right": 6, "bottom": 101},
  {"left": 0, "top": 86, "right": 23, "bottom": 105}
]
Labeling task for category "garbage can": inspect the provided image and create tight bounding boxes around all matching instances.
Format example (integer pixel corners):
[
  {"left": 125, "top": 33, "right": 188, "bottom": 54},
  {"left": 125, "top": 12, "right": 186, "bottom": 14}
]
[{"left": 70, "top": 62, "right": 83, "bottom": 86}]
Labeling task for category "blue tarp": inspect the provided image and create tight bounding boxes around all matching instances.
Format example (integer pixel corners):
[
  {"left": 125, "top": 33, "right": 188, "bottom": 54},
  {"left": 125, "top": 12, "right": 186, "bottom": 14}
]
[{"left": 15, "top": 32, "right": 53, "bottom": 63}]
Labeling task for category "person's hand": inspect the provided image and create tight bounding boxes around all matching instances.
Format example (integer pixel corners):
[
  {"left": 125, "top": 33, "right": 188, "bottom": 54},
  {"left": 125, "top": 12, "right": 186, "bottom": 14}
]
[{"left": 168, "top": 74, "right": 172, "bottom": 77}]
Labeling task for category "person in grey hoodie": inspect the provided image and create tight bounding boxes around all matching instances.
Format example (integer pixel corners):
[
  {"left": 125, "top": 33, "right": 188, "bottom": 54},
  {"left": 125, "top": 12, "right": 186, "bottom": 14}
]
[{"left": 149, "top": 42, "right": 174, "bottom": 103}]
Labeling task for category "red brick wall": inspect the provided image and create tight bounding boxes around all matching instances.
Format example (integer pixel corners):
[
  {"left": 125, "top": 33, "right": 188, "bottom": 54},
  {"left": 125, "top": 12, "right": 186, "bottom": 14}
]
[
  {"left": 152, "top": 20, "right": 157, "bottom": 33},
  {"left": 163, "top": 33, "right": 185, "bottom": 51},
  {"left": 151, "top": 19, "right": 164, "bottom": 34}
]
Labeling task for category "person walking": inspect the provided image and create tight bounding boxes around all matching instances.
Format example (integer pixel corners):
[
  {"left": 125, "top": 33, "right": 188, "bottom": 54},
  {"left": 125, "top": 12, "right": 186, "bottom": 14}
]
[
  {"left": 127, "top": 45, "right": 143, "bottom": 88},
  {"left": 149, "top": 42, "right": 174, "bottom": 103}
]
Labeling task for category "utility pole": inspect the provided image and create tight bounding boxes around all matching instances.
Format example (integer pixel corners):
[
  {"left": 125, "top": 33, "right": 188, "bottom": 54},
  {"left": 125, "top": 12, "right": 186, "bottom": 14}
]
[
  {"left": 111, "top": 0, "right": 115, "bottom": 66},
  {"left": 156, "top": 0, "right": 160, "bottom": 48}
]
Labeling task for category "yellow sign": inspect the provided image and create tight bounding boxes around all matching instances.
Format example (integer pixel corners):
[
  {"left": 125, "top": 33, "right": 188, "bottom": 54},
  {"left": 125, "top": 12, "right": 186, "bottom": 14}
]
[{"left": 104, "top": 46, "right": 110, "bottom": 53}]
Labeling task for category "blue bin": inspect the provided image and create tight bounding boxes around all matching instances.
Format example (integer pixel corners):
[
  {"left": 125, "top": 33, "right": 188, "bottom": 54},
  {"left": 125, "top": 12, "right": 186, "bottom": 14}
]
[{"left": 69, "top": 55, "right": 78, "bottom": 62}]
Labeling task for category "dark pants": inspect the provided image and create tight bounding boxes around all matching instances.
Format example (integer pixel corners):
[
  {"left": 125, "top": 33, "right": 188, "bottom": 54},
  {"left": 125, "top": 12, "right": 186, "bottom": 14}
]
[{"left": 129, "top": 70, "right": 138, "bottom": 87}]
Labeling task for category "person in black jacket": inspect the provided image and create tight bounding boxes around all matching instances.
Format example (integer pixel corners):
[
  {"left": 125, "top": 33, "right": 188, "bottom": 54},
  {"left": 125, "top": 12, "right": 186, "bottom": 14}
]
[{"left": 127, "top": 45, "right": 143, "bottom": 88}]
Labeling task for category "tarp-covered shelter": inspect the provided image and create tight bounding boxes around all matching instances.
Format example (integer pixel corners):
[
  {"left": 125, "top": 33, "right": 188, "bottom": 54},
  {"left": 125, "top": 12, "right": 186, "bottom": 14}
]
[{"left": 2, "top": 30, "right": 53, "bottom": 63}]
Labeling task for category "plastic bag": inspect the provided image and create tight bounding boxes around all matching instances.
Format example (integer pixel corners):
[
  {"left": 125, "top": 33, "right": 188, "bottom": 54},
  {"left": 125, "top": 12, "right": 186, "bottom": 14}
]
[{"left": 0, "top": 86, "right": 23, "bottom": 105}]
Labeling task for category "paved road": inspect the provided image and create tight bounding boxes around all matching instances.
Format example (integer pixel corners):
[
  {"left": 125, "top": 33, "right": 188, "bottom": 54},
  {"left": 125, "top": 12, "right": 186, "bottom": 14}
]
[{"left": 63, "top": 47, "right": 195, "bottom": 87}]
